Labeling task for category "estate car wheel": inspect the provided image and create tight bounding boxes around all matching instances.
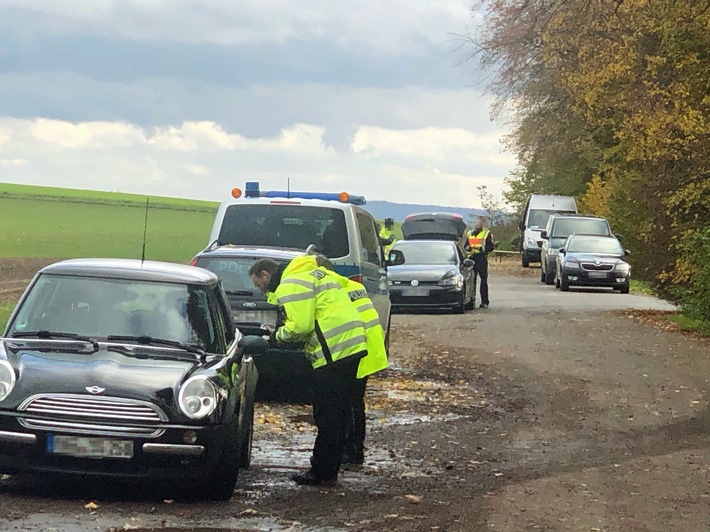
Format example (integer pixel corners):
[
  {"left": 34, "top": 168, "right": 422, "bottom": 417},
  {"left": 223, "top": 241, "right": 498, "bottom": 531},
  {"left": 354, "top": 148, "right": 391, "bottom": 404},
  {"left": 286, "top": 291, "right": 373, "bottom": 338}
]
[
  {"left": 464, "top": 284, "right": 475, "bottom": 310},
  {"left": 560, "top": 274, "right": 570, "bottom": 292},
  {"left": 620, "top": 283, "right": 630, "bottom": 294},
  {"left": 453, "top": 292, "right": 466, "bottom": 314}
]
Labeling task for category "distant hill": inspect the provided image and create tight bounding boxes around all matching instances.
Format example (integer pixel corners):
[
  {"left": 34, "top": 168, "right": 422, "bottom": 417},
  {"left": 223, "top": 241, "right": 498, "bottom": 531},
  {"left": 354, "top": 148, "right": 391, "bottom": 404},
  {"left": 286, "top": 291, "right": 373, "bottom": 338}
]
[{"left": 365, "top": 200, "right": 486, "bottom": 223}]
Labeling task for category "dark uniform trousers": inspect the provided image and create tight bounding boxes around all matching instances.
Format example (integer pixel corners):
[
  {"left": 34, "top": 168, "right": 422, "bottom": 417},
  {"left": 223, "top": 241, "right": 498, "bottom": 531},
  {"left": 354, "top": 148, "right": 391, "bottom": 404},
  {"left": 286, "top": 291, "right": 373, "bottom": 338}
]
[
  {"left": 344, "top": 376, "right": 368, "bottom": 460},
  {"left": 473, "top": 252, "right": 489, "bottom": 306},
  {"left": 310, "top": 355, "right": 361, "bottom": 480}
]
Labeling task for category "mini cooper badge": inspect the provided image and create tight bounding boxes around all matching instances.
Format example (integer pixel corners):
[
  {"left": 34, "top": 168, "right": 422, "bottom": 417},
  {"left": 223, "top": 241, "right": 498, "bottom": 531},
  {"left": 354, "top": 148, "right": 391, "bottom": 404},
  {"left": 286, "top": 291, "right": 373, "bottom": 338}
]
[
  {"left": 411, "top": 280, "right": 420, "bottom": 287},
  {"left": 85, "top": 386, "right": 105, "bottom": 395}
]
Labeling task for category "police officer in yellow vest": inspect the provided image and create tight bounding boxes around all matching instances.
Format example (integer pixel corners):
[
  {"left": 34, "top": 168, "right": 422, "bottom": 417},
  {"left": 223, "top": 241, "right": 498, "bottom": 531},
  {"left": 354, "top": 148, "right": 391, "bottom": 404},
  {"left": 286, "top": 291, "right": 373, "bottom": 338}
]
[
  {"left": 249, "top": 256, "right": 368, "bottom": 486},
  {"left": 379, "top": 218, "right": 397, "bottom": 255},
  {"left": 315, "top": 255, "right": 388, "bottom": 465},
  {"left": 466, "top": 216, "right": 495, "bottom": 308}
]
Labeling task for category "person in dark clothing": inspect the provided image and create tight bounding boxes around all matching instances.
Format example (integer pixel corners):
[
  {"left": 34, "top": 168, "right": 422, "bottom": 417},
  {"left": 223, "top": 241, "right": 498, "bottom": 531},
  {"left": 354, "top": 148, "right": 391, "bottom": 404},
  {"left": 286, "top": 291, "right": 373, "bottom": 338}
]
[{"left": 466, "top": 216, "right": 495, "bottom": 308}]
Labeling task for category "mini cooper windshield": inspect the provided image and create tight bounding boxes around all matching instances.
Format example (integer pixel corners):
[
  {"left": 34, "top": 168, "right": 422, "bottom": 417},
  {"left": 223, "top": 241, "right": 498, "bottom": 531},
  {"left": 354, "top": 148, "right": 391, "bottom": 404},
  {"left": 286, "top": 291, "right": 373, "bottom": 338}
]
[{"left": 8, "top": 275, "right": 219, "bottom": 352}]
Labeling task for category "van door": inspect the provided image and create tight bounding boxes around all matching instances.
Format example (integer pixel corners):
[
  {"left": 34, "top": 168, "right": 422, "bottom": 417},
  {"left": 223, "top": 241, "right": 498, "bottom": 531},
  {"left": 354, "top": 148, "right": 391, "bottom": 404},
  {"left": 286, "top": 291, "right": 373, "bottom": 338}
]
[{"left": 355, "top": 212, "right": 391, "bottom": 329}]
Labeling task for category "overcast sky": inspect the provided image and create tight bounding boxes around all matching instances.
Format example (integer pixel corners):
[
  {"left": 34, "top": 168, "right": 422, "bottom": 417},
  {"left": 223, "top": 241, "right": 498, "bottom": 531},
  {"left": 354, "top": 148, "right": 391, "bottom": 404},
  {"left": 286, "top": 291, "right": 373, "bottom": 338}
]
[{"left": 0, "top": 1, "right": 514, "bottom": 209}]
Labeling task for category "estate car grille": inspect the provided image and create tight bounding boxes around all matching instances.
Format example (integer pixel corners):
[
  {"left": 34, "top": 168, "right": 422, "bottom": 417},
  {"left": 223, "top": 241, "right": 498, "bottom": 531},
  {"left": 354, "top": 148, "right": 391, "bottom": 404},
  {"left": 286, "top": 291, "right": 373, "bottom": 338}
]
[
  {"left": 18, "top": 394, "right": 168, "bottom": 438},
  {"left": 580, "top": 263, "right": 614, "bottom": 271}
]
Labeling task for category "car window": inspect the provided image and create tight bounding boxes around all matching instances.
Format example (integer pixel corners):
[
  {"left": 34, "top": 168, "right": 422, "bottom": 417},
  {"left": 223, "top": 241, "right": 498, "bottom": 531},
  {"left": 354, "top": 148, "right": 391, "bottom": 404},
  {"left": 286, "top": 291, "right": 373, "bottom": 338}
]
[
  {"left": 356, "top": 213, "right": 382, "bottom": 265},
  {"left": 197, "top": 257, "right": 260, "bottom": 293},
  {"left": 9, "top": 275, "right": 220, "bottom": 353},
  {"left": 393, "top": 242, "right": 458, "bottom": 265},
  {"left": 218, "top": 205, "right": 349, "bottom": 258},
  {"left": 528, "top": 209, "right": 575, "bottom": 228},
  {"left": 552, "top": 218, "right": 610, "bottom": 238},
  {"left": 568, "top": 237, "right": 623, "bottom": 254}
]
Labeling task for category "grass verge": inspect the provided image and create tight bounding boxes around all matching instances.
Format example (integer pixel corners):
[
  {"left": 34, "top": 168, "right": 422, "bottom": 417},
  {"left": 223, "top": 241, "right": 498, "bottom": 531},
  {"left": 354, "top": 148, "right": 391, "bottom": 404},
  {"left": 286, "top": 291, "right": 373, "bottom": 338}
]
[
  {"left": 667, "top": 313, "right": 710, "bottom": 337},
  {"left": 0, "top": 300, "right": 15, "bottom": 333},
  {"left": 630, "top": 279, "right": 657, "bottom": 296}
]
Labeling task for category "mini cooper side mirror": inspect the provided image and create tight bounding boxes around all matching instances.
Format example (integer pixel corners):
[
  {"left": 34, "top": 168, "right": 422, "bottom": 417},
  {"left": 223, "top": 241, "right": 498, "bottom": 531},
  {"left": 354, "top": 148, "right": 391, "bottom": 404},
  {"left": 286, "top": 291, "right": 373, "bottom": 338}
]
[
  {"left": 386, "top": 249, "right": 405, "bottom": 267},
  {"left": 238, "top": 336, "right": 269, "bottom": 355}
]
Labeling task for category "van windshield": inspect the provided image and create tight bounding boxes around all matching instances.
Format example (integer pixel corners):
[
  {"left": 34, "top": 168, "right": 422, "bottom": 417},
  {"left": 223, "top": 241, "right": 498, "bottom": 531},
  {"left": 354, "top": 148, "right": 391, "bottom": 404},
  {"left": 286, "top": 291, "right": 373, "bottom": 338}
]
[
  {"left": 528, "top": 209, "right": 576, "bottom": 228},
  {"left": 218, "top": 205, "right": 349, "bottom": 258}
]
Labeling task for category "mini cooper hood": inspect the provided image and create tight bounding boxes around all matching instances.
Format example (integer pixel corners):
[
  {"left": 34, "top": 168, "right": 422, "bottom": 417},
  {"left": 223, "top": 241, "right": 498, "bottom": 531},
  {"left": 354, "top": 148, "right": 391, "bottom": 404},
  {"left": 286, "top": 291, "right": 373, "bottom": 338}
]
[
  {"left": 0, "top": 341, "right": 200, "bottom": 410},
  {"left": 388, "top": 264, "right": 458, "bottom": 282},
  {"left": 402, "top": 217, "right": 467, "bottom": 242}
]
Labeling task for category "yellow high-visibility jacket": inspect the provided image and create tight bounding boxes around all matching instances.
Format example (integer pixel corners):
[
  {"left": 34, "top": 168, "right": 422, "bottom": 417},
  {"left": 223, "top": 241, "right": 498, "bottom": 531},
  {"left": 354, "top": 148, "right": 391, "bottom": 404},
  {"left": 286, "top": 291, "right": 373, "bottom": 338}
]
[
  {"left": 268, "top": 255, "right": 367, "bottom": 370},
  {"left": 338, "top": 277, "right": 388, "bottom": 379}
]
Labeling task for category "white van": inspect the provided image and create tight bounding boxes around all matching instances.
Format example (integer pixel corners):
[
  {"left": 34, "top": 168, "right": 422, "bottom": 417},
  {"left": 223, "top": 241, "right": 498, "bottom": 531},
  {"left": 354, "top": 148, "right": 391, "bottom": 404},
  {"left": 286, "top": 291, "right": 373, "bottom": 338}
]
[{"left": 519, "top": 194, "right": 577, "bottom": 267}]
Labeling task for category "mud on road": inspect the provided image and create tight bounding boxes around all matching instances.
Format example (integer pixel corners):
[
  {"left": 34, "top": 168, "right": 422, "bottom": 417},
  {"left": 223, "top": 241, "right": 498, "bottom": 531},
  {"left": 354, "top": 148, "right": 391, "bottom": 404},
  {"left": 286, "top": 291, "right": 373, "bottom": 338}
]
[{"left": 0, "top": 261, "right": 708, "bottom": 531}]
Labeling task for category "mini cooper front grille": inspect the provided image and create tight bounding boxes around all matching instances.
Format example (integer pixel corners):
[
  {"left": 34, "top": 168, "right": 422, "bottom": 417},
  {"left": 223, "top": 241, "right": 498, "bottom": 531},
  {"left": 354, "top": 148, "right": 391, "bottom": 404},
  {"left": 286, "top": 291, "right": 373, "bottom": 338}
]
[
  {"left": 17, "top": 394, "right": 168, "bottom": 438},
  {"left": 580, "top": 263, "right": 614, "bottom": 271},
  {"left": 19, "top": 394, "right": 168, "bottom": 423}
]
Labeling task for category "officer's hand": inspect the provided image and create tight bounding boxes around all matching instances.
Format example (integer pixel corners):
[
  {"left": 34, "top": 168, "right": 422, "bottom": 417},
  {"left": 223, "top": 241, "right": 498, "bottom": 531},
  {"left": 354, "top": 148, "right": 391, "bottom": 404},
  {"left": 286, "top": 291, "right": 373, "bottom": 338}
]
[{"left": 261, "top": 324, "right": 275, "bottom": 334}]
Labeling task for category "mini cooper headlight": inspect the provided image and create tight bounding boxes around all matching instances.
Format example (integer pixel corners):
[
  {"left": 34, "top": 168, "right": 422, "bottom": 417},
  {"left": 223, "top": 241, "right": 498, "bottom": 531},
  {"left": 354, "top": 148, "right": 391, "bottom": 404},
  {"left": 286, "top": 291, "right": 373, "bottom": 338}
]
[
  {"left": 178, "top": 376, "right": 218, "bottom": 419},
  {"left": 0, "top": 360, "right": 16, "bottom": 403}
]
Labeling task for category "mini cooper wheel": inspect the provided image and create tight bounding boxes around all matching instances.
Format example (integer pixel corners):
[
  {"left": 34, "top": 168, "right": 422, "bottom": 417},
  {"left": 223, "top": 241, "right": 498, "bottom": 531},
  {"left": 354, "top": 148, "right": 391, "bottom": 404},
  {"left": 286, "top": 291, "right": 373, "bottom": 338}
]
[{"left": 203, "top": 434, "right": 242, "bottom": 501}]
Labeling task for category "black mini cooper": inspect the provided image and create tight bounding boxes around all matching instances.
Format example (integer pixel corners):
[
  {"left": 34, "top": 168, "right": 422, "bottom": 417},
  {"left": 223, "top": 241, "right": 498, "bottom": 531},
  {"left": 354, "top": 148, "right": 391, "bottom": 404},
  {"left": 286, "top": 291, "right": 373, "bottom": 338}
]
[{"left": 0, "top": 259, "right": 262, "bottom": 500}]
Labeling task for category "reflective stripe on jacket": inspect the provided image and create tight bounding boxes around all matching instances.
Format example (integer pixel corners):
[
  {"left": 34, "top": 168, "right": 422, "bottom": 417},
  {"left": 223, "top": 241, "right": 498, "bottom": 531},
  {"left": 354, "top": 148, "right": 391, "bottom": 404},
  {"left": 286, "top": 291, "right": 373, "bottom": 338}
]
[
  {"left": 467, "top": 228, "right": 490, "bottom": 254},
  {"left": 270, "top": 255, "right": 367, "bottom": 370},
  {"left": 341, "top": 278, "right": 388, "bottom": 379}
]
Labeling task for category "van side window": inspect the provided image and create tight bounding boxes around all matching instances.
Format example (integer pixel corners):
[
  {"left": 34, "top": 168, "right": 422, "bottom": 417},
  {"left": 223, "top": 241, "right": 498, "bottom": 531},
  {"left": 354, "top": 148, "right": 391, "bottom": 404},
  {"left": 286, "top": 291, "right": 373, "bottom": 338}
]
[{"left": 356, "top": 213, "right": 382, "bottom": 266}]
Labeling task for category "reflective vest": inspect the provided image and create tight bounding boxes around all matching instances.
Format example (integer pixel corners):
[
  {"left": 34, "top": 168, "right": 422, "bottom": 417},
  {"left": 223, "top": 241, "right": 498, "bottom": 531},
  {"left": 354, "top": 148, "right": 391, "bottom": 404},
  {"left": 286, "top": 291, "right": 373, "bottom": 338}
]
[
  {"left": 467, "top": 229, "right": 490, "bottom": 254},
  {"left": 379, "top": 227, "right": 396, "bottom": 254},
  {"left": 339, "top": 278, "right": 388, "bottom": 379},
  {"left": 269, "top": 255, "right": 367, "bottom": 370}
]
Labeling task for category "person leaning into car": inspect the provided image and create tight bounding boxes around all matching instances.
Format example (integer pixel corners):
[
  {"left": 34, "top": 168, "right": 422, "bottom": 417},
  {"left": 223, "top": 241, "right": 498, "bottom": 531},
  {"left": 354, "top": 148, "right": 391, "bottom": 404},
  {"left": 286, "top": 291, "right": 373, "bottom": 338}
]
[
  {"left": 466, "top": 216, "right": 495, "bottom": 308},
  {"left": 314, "top": 255, "right": 388, "bottom": 466},
  {"left": 248, "top": 257, "right": 368, "bottom": 486}
]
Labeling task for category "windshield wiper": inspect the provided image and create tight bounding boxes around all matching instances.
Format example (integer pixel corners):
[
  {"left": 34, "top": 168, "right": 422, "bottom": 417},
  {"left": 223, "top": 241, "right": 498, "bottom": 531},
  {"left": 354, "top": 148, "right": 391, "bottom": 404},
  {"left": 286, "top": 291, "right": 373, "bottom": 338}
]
[
  {"left": 106, "top": 335, "right": 206, "bottom": 360},
  {"left": 225, "top": 290, "right": 254, "bottom": 296},
  {"left": 11, "top": 331, "right": 99, "bottom": 352}
]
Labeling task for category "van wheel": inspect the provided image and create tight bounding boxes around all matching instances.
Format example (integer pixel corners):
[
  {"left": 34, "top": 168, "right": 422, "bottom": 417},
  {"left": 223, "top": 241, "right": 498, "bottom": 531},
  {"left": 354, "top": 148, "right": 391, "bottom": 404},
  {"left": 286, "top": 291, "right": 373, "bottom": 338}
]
[{"left": 522, "top": 255, "right": 530, "bottom": 268}]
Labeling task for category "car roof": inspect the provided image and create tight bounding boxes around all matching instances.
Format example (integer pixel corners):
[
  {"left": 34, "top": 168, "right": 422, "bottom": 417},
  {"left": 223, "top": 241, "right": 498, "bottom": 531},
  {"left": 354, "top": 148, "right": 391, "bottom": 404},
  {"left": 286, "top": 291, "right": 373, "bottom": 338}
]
[
  {"left": 196, "top": 246, "right": 302, "bottom": 260},
  {"left": 568, "top": 234, "right": 618, "bottom": 240},
  {"left": 220, "top": 197, "right": 362, "bottom": 212},
  {"left": 551, "top": 214, "right": 605, "bottom": 220},
  {"left": 40, "top": 259, "right": 219, "bottom": 284},
  {"left": 394, "top": 239, "right": 456, "bottom": 246}
]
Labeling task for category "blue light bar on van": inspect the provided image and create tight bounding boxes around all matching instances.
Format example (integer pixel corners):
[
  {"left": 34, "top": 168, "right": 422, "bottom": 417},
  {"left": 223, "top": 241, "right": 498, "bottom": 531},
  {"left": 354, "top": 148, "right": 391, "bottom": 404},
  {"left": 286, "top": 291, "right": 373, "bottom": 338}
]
[{"left": 236, "top": 182, "right": 366, "bottom": 205}]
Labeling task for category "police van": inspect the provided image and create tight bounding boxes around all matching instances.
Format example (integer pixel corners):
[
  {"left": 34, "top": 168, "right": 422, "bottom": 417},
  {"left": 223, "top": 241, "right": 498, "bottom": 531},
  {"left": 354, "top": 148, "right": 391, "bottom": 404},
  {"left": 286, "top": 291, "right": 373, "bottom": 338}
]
[{"left": 204, "top": 182, "right": 391, "bottom": 341}]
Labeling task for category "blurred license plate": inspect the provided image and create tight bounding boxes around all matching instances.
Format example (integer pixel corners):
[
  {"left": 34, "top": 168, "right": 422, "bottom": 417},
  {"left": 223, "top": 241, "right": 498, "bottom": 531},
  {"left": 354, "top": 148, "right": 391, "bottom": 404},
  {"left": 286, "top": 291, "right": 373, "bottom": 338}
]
[
  {"left": 404, "top": 288, "right": 429, "bottom": 297},
  {"left": 588, "top": 272, "right": 608, "bottom": 279},
  {"left": 47, "top": 435, "right": 133, "bottom": 459},
  {"left": 234, "top": 310, "right": 277, "bottom": 327}
]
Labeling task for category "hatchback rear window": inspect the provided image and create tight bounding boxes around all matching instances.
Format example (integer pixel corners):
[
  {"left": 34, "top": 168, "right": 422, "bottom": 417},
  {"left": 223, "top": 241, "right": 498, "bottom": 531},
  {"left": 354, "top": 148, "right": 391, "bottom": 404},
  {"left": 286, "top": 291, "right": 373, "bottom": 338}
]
[{"left": 218, "top": 205, "right": 349, "bottom": 258}]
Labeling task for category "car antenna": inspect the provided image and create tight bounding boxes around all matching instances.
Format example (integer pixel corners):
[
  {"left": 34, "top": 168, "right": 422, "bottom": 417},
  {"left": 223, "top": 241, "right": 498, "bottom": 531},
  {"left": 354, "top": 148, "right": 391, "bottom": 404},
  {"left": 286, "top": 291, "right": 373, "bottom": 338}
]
[
  {"left": 287, "top": 177, "right": 291, "bottom": 199},
  {"left": 140, "top": 197, "right": 150, "bottom": 264}
]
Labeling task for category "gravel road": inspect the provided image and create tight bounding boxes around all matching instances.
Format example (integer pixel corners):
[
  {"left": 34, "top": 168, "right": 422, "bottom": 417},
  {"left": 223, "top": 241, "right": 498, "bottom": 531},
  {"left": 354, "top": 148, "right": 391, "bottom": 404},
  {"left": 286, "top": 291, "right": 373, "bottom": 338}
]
[{"left": 0, "top": 266, "right": 707, "bottom": 531}]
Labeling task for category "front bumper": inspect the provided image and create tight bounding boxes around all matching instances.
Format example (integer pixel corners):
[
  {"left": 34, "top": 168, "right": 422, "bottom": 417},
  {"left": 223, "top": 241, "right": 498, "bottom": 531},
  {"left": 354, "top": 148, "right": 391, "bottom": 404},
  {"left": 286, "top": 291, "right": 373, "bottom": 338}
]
[
  {"left": 390, "top": 285, "right": 463, "bottom": 308},
  {"left": 0, "top": 412, "right": 233, "bottom": 480},
  {"left": 563, "top": 269, "right": 629, "bottom": 287}
]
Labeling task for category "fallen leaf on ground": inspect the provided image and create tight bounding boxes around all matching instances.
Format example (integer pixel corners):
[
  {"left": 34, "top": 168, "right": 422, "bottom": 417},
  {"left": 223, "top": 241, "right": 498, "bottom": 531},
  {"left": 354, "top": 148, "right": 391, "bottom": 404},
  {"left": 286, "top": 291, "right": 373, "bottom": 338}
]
[
  {"left": 405, "top": 495, "right": 422, "bottom": 504},
  {"left": 84, "top": 502, "right": 99, "bottom": 510}
]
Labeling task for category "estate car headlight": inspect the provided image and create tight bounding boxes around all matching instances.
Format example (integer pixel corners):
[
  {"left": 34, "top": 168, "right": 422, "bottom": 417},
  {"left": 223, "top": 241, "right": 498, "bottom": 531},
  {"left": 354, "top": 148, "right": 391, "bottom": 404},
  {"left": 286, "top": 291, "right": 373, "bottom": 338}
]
[
  {"left": 178, "top": 376, "right": 218, "bottom": 419},
  {"left": 438, "top": 269, "right": 464, "bottom": 288},
  {"left": 0, "top": 360, "right": 16, "bottom": 403},
  {"left": 615, "top": 263, "right": 630, "bottom": 273},
  {"left": 565, "top": 261, "right": 580, "bottom": 270}
]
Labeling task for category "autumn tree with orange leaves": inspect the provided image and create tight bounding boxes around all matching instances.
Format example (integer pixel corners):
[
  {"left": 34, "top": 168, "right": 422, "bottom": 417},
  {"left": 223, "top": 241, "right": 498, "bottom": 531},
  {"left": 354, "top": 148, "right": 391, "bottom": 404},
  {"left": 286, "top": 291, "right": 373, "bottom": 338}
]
[{"left": 470, "top": 0, "right": 710, "bottom": 321}]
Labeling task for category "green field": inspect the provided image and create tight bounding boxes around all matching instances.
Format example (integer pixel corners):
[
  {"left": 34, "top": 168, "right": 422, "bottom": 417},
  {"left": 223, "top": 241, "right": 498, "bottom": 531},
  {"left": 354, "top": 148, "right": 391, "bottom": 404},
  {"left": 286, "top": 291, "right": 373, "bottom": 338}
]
[{"left": 0, "top": 183, "right": 218, "bottom": 263}]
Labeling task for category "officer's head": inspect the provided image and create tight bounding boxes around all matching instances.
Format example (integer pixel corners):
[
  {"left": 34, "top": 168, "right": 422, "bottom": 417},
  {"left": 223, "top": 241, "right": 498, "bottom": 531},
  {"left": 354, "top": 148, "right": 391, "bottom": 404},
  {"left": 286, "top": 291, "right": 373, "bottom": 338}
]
[
  {"left": 248, "top": 259, "right": 280, "bottom": 294},
  {"left": 476, "top": 216, "right": 486, "bottom": 230},
  {"left": 385, "top": 217, "right": 394, "bottom": 229},
  {"left": 315, "top": 254, "right": 335, "bottom": 271}
]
